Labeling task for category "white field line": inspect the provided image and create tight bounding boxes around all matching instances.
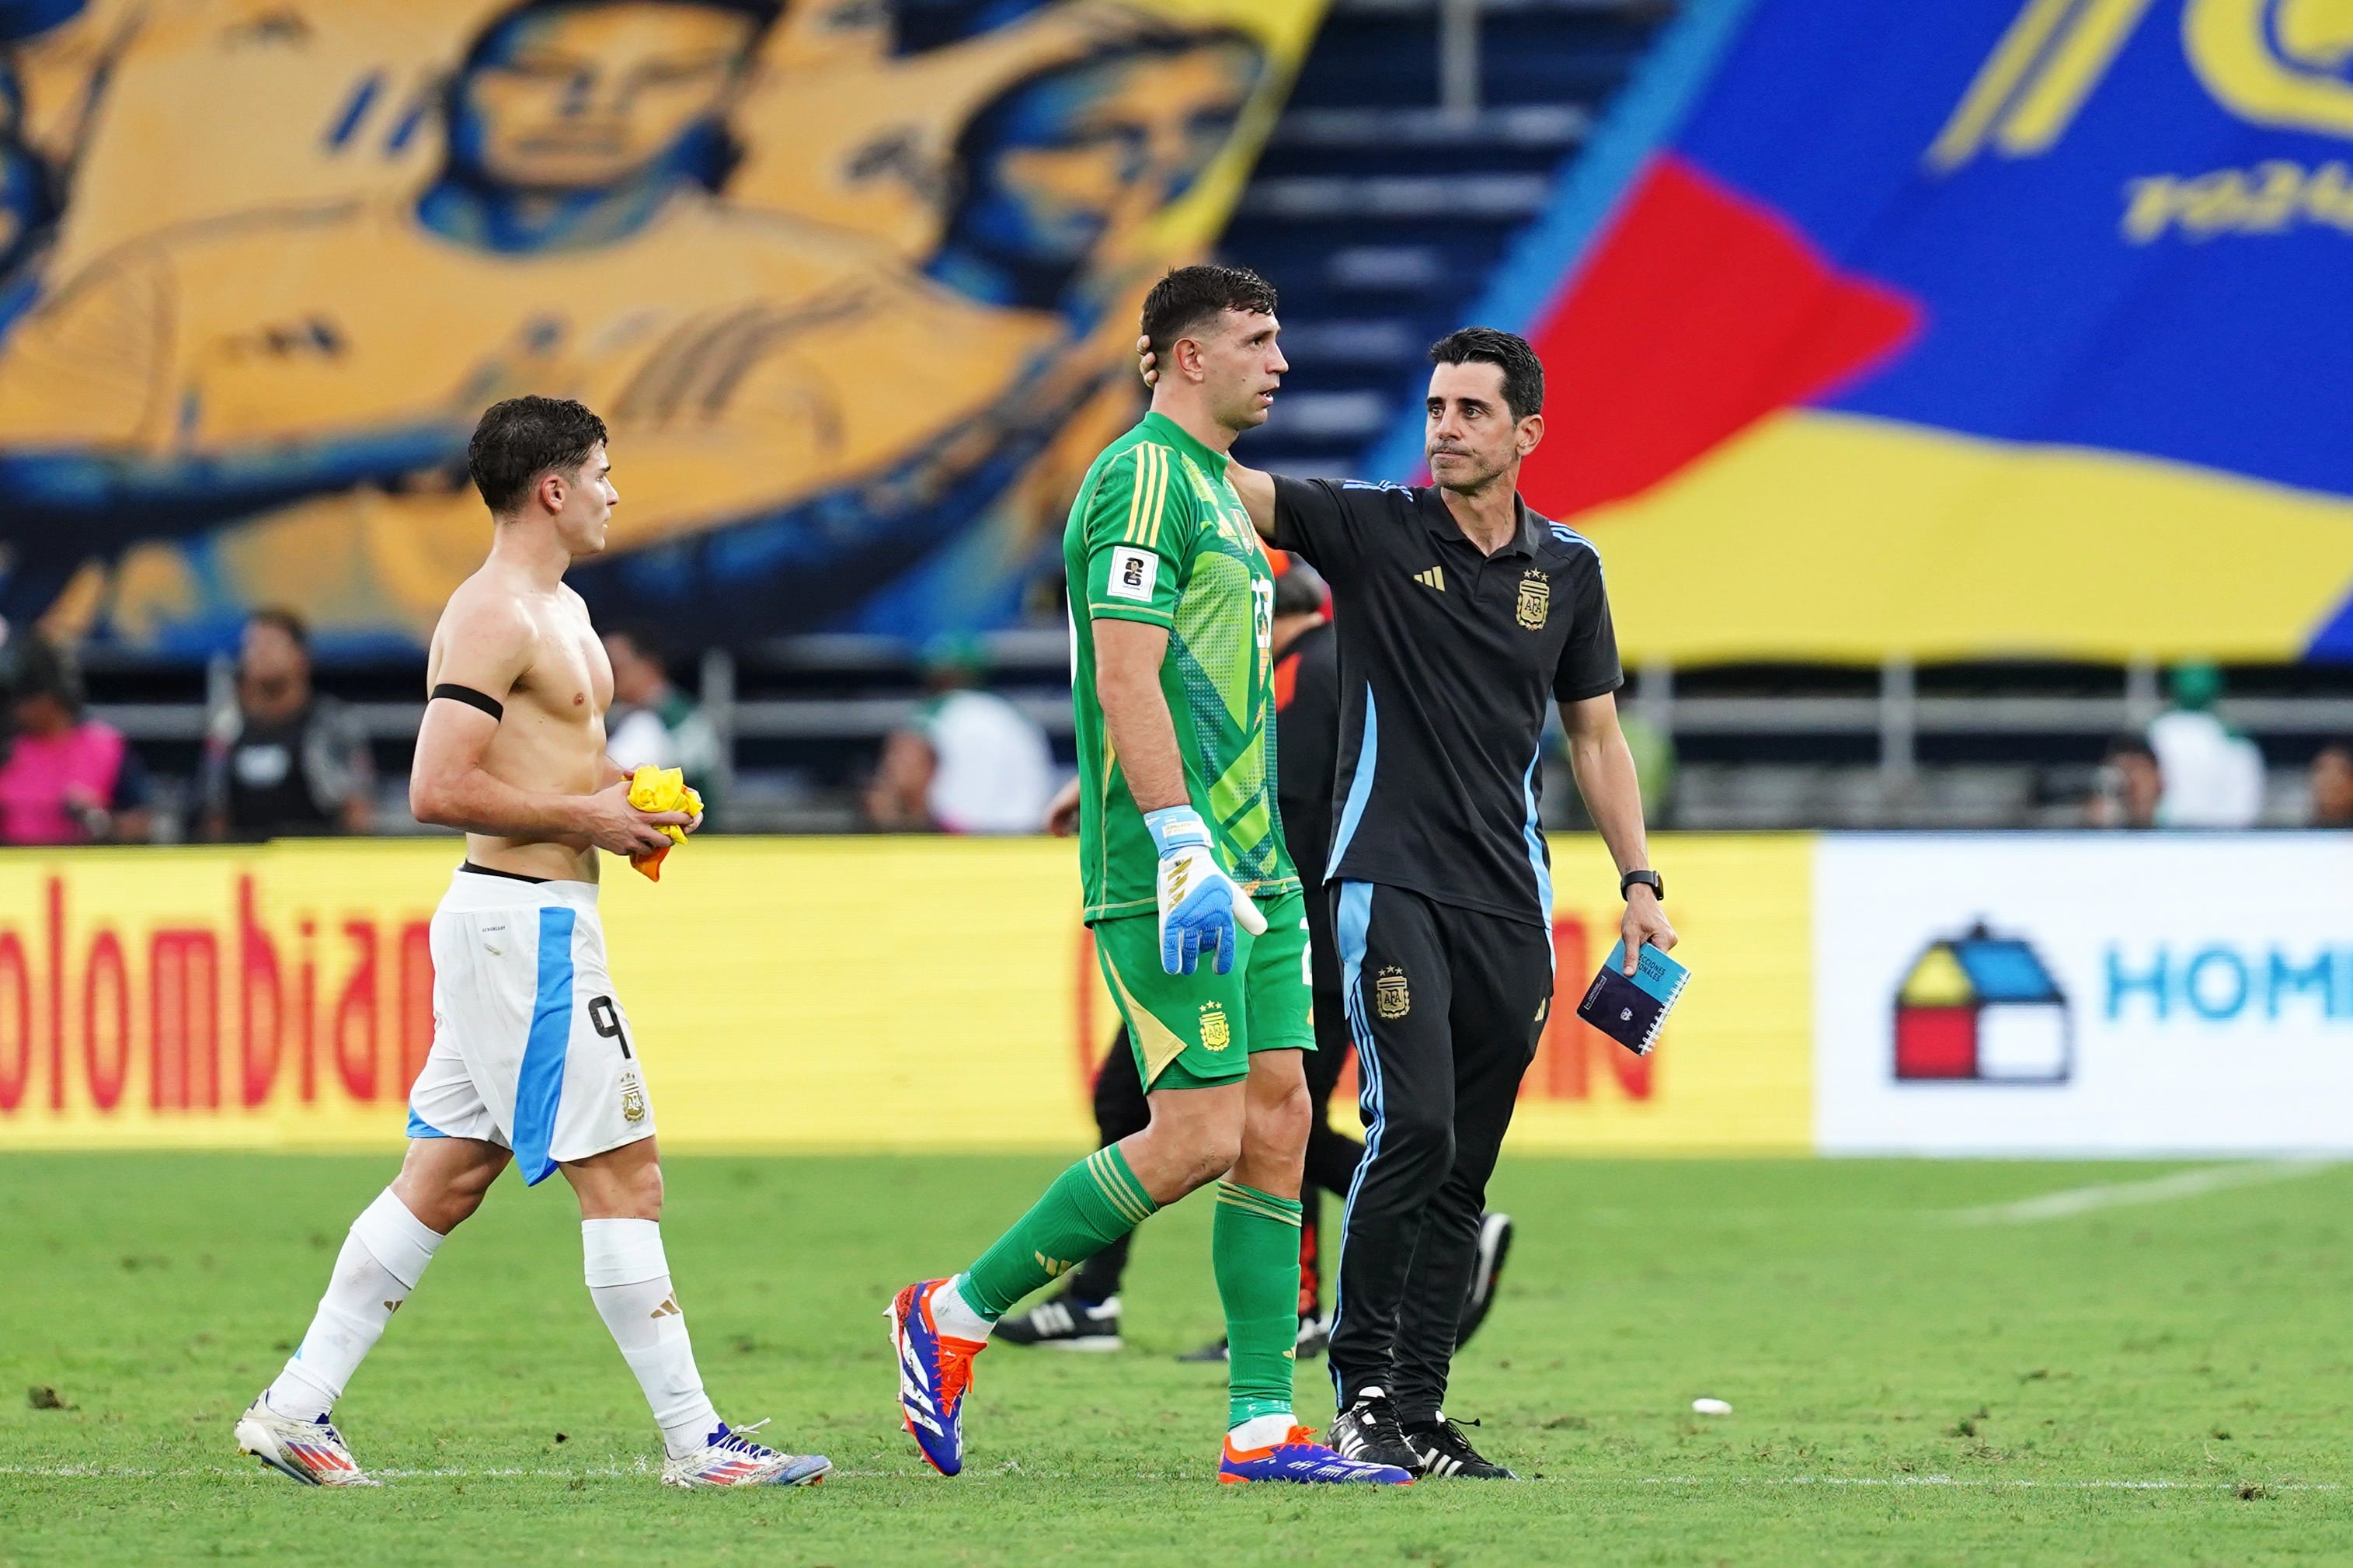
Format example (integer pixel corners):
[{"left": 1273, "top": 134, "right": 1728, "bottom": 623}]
[
  {"left": 0, "top": 1464, "right": 2338, "bottom": 1491},
  {"left": 1947, "top": 1159, "right": 2338, "bottom": 1226}
]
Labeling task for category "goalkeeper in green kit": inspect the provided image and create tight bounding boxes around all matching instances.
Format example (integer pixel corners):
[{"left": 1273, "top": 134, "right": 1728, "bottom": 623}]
[{"left": 887, "top": 266, "right": 1412, "bottom": 1486}]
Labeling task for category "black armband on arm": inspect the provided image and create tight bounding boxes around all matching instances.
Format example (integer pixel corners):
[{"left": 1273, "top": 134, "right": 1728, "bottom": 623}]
[{"left": 430, "top": 683, "right": 504, "bottom": 721}]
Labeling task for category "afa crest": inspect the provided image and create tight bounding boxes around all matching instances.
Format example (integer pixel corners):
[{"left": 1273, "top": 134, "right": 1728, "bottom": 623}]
[
  {"left": 1199, "top": 1001, "right": 1232, "bottom": 1052},
  {"left": 620, "top": 1075, "right": 648, "bottom": 1125},
  {"left": 1375, "top": 967, "right": 1411, "bottom": 1020},
  {"left": 1516, "top": 570, "right": 1551, "bottom": 631}
]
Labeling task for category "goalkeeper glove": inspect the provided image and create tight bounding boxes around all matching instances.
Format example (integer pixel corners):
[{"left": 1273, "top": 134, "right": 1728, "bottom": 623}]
[{"left": 1144, "top": 805, "right": 1267, "bottom": 976}]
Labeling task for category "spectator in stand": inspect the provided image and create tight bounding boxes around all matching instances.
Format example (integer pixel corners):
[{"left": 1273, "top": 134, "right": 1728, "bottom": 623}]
[
  {"left": 2090, "top": 734, "right": 2162, "bottom": 829},
  {"left": 0, "top": 631, "right": 152, "bottom": 844},
  {"left": 2309, "top": 742, "right": 2353, "bottom": 828},
  {"left": 863, "top": 633, "right": 1054, "bottom": 834},
  {"left": 200, "top": 610, "right": 374, "bottom": 840},
  {"left": 602, "top": 625, "right": 726, "bottom": 824},
  {"left": 2146, "top": 661, "right": 2264, "bottom": 827}
]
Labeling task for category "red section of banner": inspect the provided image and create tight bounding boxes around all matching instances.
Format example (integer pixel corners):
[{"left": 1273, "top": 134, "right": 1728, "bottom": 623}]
[{"left": 1521, "top": 154, "right": 1922, "bottom": 521}]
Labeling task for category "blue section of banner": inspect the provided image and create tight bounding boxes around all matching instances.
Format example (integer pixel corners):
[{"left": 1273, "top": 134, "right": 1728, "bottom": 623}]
[{"left": 1668, "top": 0, "right": 2353, "bottom": 503}]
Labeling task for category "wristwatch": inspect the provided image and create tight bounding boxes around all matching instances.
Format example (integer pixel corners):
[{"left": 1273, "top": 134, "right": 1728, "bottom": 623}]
[{"left": 1620, "top": 869, "right": 1664, "bottom": 902}]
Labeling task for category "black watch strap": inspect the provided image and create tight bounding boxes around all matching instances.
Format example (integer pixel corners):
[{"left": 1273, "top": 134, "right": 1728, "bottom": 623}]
[{"left": 1620, "top": 868, "right": 1663, "bottom": 902}]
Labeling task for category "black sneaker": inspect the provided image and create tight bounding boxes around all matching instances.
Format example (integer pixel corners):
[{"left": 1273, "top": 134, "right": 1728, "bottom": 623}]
[
  {"left": 1403, "top": 1415, "right": 1518, "bottom": 1479},
  {"left": 1455, "top": 1212, "right": 1515, "bottom": 1349},
  {"left": 1328, "top": 1388, "right": 1425, "bottom": 1474},
  {"left": 1178, "top": 1315, "right": 1326, "bottom": 1363},
  {"left": 994, "top": 1290, "right": 1122, "bottom": 1351}
]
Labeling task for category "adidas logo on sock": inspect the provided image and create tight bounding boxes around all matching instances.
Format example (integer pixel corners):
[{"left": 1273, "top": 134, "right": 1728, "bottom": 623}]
[{"left": 650, "top": 1295, "right": 681, "bottom": 1319}]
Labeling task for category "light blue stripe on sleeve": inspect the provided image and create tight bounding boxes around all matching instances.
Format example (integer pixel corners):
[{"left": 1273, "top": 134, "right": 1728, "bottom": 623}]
[
  {"left": 1522, "top": 754, "right": 1554, "bottom": 949},
  {"left": 1327, "top": 686, "right": 1379, "bottom": 870},
  {"left": 513, "top": 906, "right": 576, "bottom": 1186}
]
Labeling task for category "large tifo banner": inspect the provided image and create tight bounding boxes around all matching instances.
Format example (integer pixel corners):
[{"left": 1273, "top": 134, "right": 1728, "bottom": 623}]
[
  {"left": 1398, "top": 0, "right": 2353, "bottom": 662},
  {"left": 0, "top": 0, "right": 1321, "bottom": 653},
  {"left": 0, "top": 835, "right": 1812, "bottom": 1153}
]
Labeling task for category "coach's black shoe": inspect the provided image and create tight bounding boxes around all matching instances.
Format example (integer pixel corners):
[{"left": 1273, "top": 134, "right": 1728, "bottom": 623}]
[
  {"left": 1403, "top": 1415, "right": 1518, "bottom": 1479},
  {"left": 994, "top": 1290, "right": 1122, "bottom": 1351},
  {"left": 1455, "top": 1212, "right": 1516, "bottom": 1349},
  {"left": 1328, "top": 1389, "right": 1425, "bottom": 1475}
]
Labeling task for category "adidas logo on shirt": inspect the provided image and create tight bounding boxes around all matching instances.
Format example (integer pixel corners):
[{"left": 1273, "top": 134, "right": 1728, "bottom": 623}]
[{"left": 1414, "top": 566, "right": 1446, "bottom": 592}]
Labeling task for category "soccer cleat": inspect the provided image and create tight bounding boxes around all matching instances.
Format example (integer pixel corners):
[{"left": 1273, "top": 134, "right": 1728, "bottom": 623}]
[
  {"left": 888, "top": 1278, "right": 987, "bottom": 1476},
  {"left": 1456, "top": 1212, "right": 1515, "bottom": 1350},
  {"left": 234, "top": 1397, "right": 376, "bottom": 1487},
  {"left": 1328, "top": 1387, "right": 1425, "bottom": 1474},
  {"left": 660, "top": 1420, "right": 830, "bottom": 1488},
  {"left": 1178, "top": 1314, "right": 1327, "bottom": 1364},
  {"left": 994, "top": 1290, "right": 1123, "bottom": 1351},
  {"left": 1404, "top": 1414, "right": 1519, "bottom": 1479},
  {"left": 1218, "top": 1424, "right": 1415, "bottom": 1485}
]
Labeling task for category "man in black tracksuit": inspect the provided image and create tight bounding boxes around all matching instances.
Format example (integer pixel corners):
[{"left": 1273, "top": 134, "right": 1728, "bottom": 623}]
[{"left": 1223, "top": 327, "right": 1677, "bottom": 1480}]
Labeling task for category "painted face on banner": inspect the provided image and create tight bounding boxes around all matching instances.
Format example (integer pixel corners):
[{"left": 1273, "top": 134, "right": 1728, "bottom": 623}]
[{"left": 457, "top": 2, "right": 760, "bottom": 191}]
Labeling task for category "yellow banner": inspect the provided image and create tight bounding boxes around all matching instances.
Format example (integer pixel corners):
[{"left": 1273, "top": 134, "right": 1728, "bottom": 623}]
[{"left": 0, "top": 835, "right": 1810, "bottom": 1153}]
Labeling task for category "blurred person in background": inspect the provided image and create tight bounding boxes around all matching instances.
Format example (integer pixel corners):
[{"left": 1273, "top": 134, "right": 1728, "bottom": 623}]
[
  {"left": 2309, "top": 742, "right": 2353, "bottom": 828},
  {"left": 2146, "top": 662, "right": 2263, "bottom": 827},
  {"left": 602, "top": 625, "right": 724, "bottom": 825},
  {"left": 2090, "top": 734, "right": 2162, "bottom": 829},
  {"left": 200, "top": 609, "right": 373, "bottom": 841},
  {"left": 0, "top": 629, "right": 151, "bottom": 844},
  {"left": 862, "top": 633, "right": 1053, "bottom": 833}
]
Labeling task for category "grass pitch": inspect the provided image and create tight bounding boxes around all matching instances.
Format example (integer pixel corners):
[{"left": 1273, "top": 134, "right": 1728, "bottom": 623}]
[{"left": 4, "top": 1151, "right": 2350, "bottom": 1566}]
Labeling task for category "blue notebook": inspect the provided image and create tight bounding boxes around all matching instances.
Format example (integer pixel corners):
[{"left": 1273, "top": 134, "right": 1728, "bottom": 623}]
[{"left": 1574, "top": 940, "right": 1690, "bottom": 1057}]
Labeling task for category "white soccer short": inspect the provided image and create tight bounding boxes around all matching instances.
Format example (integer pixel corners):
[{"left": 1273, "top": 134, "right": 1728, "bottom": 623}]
[{"left": 406, "top": 867, "right": 655, "bottom": 1184}]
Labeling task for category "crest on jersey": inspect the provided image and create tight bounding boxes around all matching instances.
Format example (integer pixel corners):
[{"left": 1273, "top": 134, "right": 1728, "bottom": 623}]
[
  {"left": 1376, "top": 966, "right": 1411, "bottom": 1020},
  {"left": 1516, "top": 571, "right": 1551, "bottom": 631},
  {"left": 1199, "top": 1001, "right": 1232, "bottom": 1052}
]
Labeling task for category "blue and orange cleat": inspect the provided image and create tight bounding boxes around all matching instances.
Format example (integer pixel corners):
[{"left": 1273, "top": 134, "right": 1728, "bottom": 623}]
[
  {"left": 1218, "top": 1424, "right": 1416, "bottom": 1485},
  {"left": 888, "top": 1278, "right": 986, "bottom": 1476}
]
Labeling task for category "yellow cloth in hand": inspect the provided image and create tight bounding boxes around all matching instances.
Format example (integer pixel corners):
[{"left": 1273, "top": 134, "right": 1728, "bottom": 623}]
[{"left": 625, "top": 766, "right": 703, "bottom": 881}]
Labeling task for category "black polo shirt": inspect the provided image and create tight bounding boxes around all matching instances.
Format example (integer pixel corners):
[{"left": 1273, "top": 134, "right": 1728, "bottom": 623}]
[{"left": 1272, "top": 476, "right": 1621, "bottom": 927}]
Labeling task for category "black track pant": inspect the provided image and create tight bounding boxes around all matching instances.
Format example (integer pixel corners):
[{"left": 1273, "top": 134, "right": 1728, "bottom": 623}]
[
  {"left": 1070, "top": 993, "right": 1359, "bottom": 1309},
  {"left": 1328, "top": 881, "right": 1549, "bottom": 1423}
]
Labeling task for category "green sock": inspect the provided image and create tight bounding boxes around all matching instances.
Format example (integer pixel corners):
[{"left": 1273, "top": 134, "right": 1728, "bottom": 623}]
[
  {"left": 962, "top": 1146, "right": 1159, "bottom": 1319},
  {"left": 1213, "top": 1180, "right": 1304, "bottom": 1429}
]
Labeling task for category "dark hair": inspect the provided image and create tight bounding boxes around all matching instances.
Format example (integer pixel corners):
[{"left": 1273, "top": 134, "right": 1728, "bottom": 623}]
[
  {"left": 2104, "top": 733, "right": 2158, "bottom": 764},
  {"left": 245, "top": 607, "right": 309, "bottom": 652},
  {"left": 1271, "top": 558, "right": 1324, "bottom": 617},
  {"left": 7, "top": 631, "right": 82, "bottom": 715},
  {"left": 468, "top": 396, "right": 609, "bottom": 515},
  {"left": 1140, "top": 264, "right": 1277, "bottom": 366},
  {"left": 464, "top": 0, "right": 781, "bottom": 71},
  {"left": 604, "top": 621, "right": 669, "bottom": 669},
  {"left": 1429, "top": 326, "right": 1544, "bottom": 422}
]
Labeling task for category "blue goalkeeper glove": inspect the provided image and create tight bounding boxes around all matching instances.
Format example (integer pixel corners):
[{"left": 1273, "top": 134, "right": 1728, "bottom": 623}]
[{"left": 1145, "top": 805, "right": 1269, "bottom": 976}]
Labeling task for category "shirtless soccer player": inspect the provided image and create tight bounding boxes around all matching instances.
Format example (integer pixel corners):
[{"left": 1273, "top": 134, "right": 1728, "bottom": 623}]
[
  {"left": 887, "top": 266, "right": 1411, "bottom": 1487},
  {"left": 234, "top": 397, "right": 827, "bottom": 1490}
]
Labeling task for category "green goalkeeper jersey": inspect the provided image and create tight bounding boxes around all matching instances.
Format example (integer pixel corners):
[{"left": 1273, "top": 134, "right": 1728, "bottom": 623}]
[{"left": 1066, "top": 412, "right": 1300, "bottom": 923}]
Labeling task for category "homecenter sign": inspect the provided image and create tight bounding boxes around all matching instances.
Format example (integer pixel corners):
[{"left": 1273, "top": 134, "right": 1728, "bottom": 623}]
[
  {"left": 1816, "top": 835, "right": 2353, "bottom": 1156},
  {"left": 2103, "top": 944, "right": 2353, "bottom": 1023}
]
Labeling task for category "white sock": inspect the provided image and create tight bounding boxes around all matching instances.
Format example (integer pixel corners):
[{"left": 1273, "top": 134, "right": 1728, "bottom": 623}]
[
  {"left": 583, "top": 1219, "right": 722, "bottom": 1460},
  {"left": 264, "top": 1189, "right": 444, "bottom": 1422},
  {"left": 1229, "top": 1411, "right": 1297, "bottom": 1448},
  {"left": 931, "top": 1274, "right": 994, "bottom": 1342}
]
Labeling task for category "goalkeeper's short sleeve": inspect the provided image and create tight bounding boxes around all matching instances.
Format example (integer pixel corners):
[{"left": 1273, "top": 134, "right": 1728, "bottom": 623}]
[{"left": 1081, "top": 440, "right": 1198, "bottom": 630}]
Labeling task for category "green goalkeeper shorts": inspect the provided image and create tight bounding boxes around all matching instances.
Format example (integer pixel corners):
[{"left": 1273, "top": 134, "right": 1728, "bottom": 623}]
[{"left": 1093, "top": 891, "right": 1314, "bottom": 1090}]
